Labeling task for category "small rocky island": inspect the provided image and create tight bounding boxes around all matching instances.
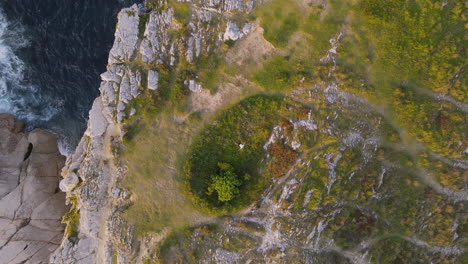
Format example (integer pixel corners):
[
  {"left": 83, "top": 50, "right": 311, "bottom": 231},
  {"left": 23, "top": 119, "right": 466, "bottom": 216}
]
[{"left": 0, "top": 114, "right": 67, "bottom": 263}]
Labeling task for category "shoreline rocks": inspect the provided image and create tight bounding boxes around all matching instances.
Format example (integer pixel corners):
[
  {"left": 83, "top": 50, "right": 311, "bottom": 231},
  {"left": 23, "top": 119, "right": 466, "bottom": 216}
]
[{"left": 0, "top": 113, "right": 67, "bottom": 264}]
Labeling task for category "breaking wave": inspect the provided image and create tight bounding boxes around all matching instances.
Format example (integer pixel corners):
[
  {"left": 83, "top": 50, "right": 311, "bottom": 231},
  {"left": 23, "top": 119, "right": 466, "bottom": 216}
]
[{"left": 0, "top": 9, "right": 62, "bottom": 124}]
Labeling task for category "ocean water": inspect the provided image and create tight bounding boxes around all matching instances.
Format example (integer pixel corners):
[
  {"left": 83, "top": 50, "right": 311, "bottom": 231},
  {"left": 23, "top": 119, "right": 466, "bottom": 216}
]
[{"left": 0, "top": 0, "right": 139, "bottom": 154}]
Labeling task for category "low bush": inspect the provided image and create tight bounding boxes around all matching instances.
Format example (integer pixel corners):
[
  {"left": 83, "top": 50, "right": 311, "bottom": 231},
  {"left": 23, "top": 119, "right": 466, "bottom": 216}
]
[{"left": 185, "top": 94, "right": 287, "bottom": 213}]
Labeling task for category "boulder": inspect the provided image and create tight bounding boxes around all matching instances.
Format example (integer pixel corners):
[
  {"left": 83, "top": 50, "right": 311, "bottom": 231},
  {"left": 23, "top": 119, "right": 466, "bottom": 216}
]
[{"left": 0, "top": 114, "right": 67, "bottom": 264}]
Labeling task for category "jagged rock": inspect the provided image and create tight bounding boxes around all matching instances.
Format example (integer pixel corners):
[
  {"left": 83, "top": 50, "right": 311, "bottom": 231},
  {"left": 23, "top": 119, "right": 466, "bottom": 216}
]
[
  {"left": 187, "top": 36, "right": 195, "bottom": 62},
  {"left": 226, "top": 23, "right": 274, "bottom": 66},
  {"left": 108, "top": 5, "right": 140, "bottom": 64},
  {"left": 52, "top": 92, "right": 119, "bottom": 263},
  {"left": 140, "top": 8, "right": 173, "bottom": 65},
  {"left": 223, "top": 21, "right": 251, "bottom": 41},
  {"left": 129, "top": 70, "right": 141, "bottom": 98},
  {"left": 87, "top": 99, "right": 108, "bottom": 137},
  {"left": 140, "top": 39, "right": 155, "bottom": 63},
  {"left": 0, "top": 114, "right": 67, "bottom": 264},
  {"left": 119, "top": 75, "right": 132, "bottom": 104},
  {"left": 59, "top": 172, "right": 79, "bottom": 192},
  {"left": 100, "top": 71, "right": 121, "bottom": 83},
  {"left": 208, "top": 0, "right": 246, "bottom": 12},
  {"left": 52, "top": 1, "right": 261, "bottom": 263},
  {"left": 187, "top": 80, "right": 202, "bottom": 92},
  {"left": 246, "top": 0, "right": 254, "bottom": 12},
  {"left": 148, "top": 70, "right": 159, "bottom": 90},
  {"left": 224, "top": 21, "right": 241, "bottom": 41}
]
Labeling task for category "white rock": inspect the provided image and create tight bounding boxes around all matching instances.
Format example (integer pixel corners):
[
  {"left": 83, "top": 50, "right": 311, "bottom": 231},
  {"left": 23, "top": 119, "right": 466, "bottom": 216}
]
[
  {"left": 224, "top": 21, "right": 242, "bottom": 41},
  {"left": 222, "top": 0, "right": 244, "bottom": 12},
  {"left": 99, "top": 81, "right": 118, "bottom": 105},
  {"left": 194, "top": 33, "right": 202, "bottom": 57},
  {"left": 187, "top": 36, "right": 194, "bottom": 62},
  {"left": 129, "top": 70, "right": 141, "bottom": 98},
  {"left": 112, "top": 187, "right": 121, "bottom": 199},
  {"left": 246, "top": 0, "right": 254, "bottom": 13},
  {"left": 148, "top": 70, "right": 159, "bottom": 90},
  {"left": 108, "top": 5, "right": 140, "bottom": 64},
  {"left": 242, "top": 23, "right": 252, "bottom": 35},
  {"left": 60, "top": 172, "right": 79, "bottom": 192},
  {"left": 140, "top": 39, "right": 155, "bottom": 63},
  {"left": 88, "top": 99, "right": 108, "bottom": 137},
  {"left": 100, "top": 71, "right": 121, "bottom": 83},
  {"left": 119, "top": 75, "right": 132, "bottom": 103},
  {"left": 188, "top": 80, "right": 202, "bottom": 92}
]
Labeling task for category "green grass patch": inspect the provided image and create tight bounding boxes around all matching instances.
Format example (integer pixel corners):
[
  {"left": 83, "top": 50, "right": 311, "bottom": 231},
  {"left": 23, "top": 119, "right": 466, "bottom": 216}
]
[
  {"left": 254, "top": 0, "right": 301, "bottom": 48},
  {"left": 368, "top": 235, "right": 454, "bottom": 263},
  {"left": 62, "top": 195, "right": 80, "bottom": 243},
  {"left": 302, "top": 0, "right": 352, "bottom": 57},
  {"left": 138, "top": 13, "right": 149, "bottom": 39},
  {"left": 170, "top": 1, "right": 191, "bottom": 25},
  {"left": 121, "top": 110, "right": 208, "bottom": 236},
  {"left": 334, "top": 0, "right": 466, "bottom": 157},
  {"left": 253, "top": 55, "right": 314, "bottom": 91},
  {"left": 195, "top": 52, "right": 225, "bottom": 93},
  {"left": 185, "top": 94, "right": 289, "bottom": 213}
]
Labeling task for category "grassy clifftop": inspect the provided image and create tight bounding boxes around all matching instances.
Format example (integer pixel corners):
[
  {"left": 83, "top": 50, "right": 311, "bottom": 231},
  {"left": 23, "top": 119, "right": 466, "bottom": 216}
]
[{"left": 116, "top": 0, "right": 466, "bottom": 262}]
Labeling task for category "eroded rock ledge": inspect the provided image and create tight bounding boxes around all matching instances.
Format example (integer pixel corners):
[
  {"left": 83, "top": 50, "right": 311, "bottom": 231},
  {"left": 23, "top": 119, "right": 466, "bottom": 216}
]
[{"left": 0, "top": 113, "right": 67, "bottom": 263}]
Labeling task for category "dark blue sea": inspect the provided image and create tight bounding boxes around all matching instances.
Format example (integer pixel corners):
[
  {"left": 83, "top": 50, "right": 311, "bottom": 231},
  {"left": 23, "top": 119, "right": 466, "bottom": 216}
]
[{"left": 0, "top": 0, "right": 139, "bottom": 153}]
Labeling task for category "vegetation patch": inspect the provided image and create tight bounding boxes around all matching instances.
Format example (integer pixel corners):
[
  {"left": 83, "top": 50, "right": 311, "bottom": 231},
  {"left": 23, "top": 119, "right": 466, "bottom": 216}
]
[
  {"left": 333, "top": 208, "right": 377, "bottom": 249},
  {"left": 337, "top": 0, "right": 467, "bottom": 158},
  {"left": 185, "top": 94, "right": 290, "bottom": 213},
  {"left": 268, "top": 141, "right": 298, "bottom": 177},
  {"left": 158, "top": 224, "right": 221, "bottom": 264},
  {"left": 62, "top": 195, "right": 80, "bottom": 243},
  {"left": 253, "top": 55, "right": 304, "bottom": 91},
  {"left": 254, "top": 0, "right": 301, "bottom": 48},
  {"left": 117, "top": 0, "right": 465, "bottom": 259},
  {"left": 170, "top": 1, "right": 191, "bottom": 25},
  {"left": 194, "top": 52, "right": 225, "bottom": 93},
  {"left": 121, "top": 109, "right": 209, "bottom": 236},
  {"left": 369, "top": 236, "right": 448, "bottom": 263}
]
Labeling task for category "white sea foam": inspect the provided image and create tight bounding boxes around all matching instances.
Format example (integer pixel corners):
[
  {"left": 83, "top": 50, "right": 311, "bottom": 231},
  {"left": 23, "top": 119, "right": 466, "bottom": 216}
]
[
  {"left": 58, "top": 137, "right": 73, "bottom": 156},
  {"left": 0, "top": 8, "right": 61, "bottom": 124}
]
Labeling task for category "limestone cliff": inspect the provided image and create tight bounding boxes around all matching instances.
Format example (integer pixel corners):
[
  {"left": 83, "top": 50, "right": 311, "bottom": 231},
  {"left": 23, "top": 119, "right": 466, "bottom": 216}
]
[
  {"left": 0, "top": 114, "right": 67, "bottom": 263},
  {"left": 52, "top": 1, "right": 258, "bottom": 263}
]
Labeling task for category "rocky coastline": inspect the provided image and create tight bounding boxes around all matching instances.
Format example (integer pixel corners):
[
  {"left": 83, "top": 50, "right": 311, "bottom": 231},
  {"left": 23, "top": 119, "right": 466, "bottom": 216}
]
[
  {"left": 52, "top": 1, "right": 258, "bottom": 262},
  {"left": 0, "top": 114, "right": 67, "bottom": 263}
]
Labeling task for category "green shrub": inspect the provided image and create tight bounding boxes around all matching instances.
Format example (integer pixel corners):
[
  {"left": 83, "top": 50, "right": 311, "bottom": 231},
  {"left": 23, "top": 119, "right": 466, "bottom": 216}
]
[
  {"left": 62, "top": 195, "right": 80, "bottom": 242},
  {"left": 207, "top": 163, "right": 250, "bottom": 202},
  {"left": 253, "top": 56, "right": 300, "bottom": 91},
  {"left": 196, "top": 53, "right": 224, "bottom": 93},
  {"left": 185, "top": 94, "right": 287, "bottom": 213},
  {"left": 171, "top": 2, "right": 191, "bottom": 25}
]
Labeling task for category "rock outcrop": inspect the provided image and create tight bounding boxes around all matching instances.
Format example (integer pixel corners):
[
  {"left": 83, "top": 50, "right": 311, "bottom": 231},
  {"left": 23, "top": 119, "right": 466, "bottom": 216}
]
[
  {"left": 52, "top": 1, "right": 259, "bottom": 263},
  {"left": 0, "top": 113, "right": 67, "bottom": 263}
]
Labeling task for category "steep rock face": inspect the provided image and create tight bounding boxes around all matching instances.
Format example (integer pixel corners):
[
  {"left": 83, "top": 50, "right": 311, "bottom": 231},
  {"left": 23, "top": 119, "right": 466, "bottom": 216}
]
[
  {"left": 52, "top": 1, "right": 259, "bottom": 263},
  {"left": 0, "top": 113, "right": 67, "bottom": 263},
  {"left": 51, "top": 4, "right": 144, "bottom": 262},
  {"left": 50, "top": 98, "right": 121, "bottom": 264}
]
